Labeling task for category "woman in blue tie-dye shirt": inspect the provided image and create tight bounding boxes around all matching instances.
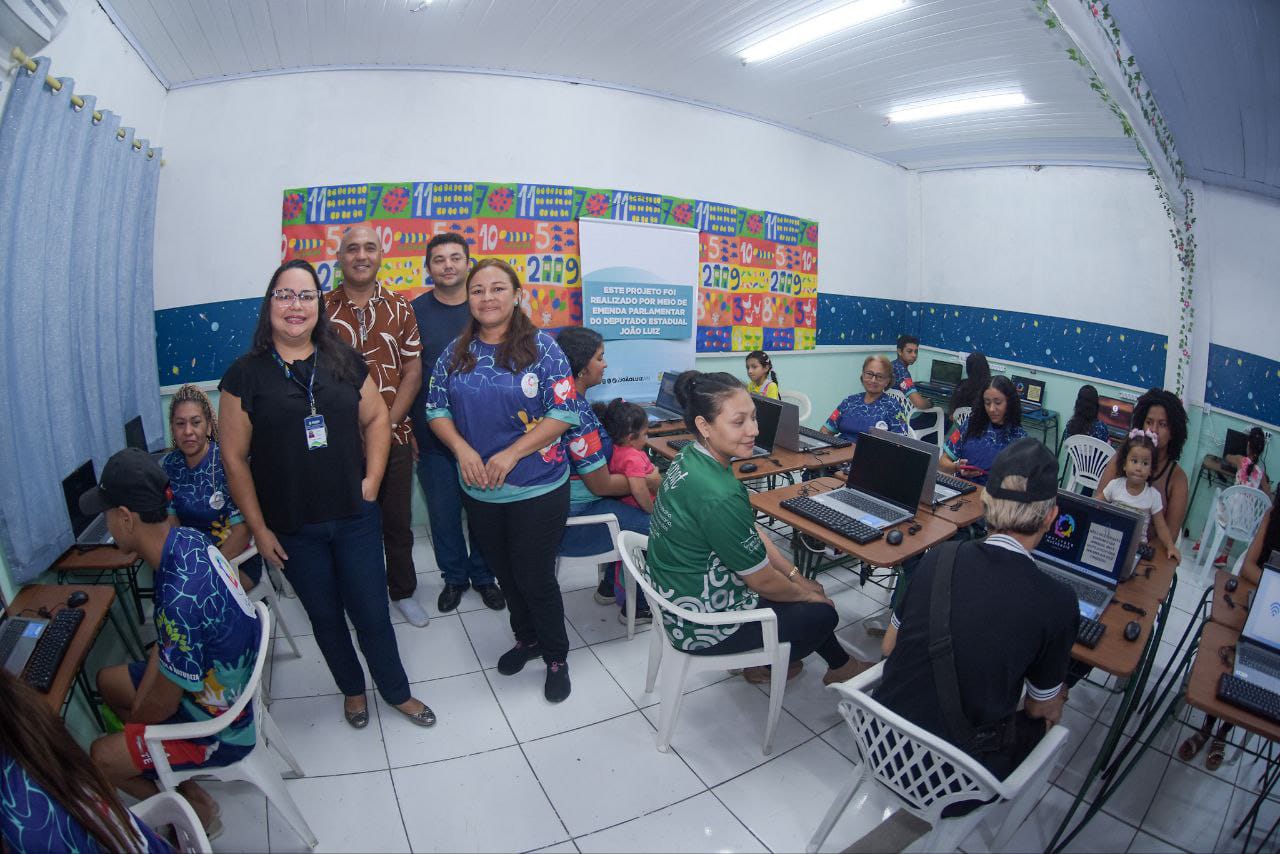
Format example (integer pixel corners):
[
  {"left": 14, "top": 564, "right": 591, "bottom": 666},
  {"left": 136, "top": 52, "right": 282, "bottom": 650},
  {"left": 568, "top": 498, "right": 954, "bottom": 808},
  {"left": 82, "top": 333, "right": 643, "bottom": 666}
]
[
  {"left": 426, "top": 259, "right": 579, "bottom": 703},
  {"left": 822, "top": 354, "right": 910, "bottom": 445},
  {"left": 940, "top": 376, "right": 1027, "bottom": 485}
]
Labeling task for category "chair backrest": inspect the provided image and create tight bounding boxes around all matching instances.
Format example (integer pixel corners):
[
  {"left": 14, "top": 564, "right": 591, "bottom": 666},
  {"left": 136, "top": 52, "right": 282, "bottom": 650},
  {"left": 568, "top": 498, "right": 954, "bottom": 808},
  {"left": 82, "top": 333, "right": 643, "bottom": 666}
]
[
  {"left": 830, "top": 679, "right": 1004, "bottom": 824},
  {"left": 780, "top": 389, "right": 812, "bottom": 422},
  {"left": 909, "top": 407, "right": 946, "bottom": 449},
  {"left": 1061, "top": 434, "right": 1117, "bottom": 493},
  {"left": 1218, "top": 485, "right": 1271, "bottom": 540},
  {"left": 884, "top": 388, "right": 910, "bottom": 414},
  {"left": 559, "top": 512, "right": 622, "bottom": 561},
  {"left": 230, "top": 542, "right": 259, "bottom": 568},
  {"left": 951, "top": 406, "right": 972, "bottom": 425}
]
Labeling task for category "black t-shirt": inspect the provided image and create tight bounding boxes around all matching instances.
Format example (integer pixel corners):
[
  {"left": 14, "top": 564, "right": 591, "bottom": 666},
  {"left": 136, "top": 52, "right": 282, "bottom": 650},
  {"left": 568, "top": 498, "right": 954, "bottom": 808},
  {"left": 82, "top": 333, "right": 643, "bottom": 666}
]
[
  {"left": 219, "top": 349, "right": 369, "bottom": 534},
  {"left": 410, "top": 290, "right": 473, "bottom": 455},
  {"left": 875, "top": 538, "right": 1078, "bottom": 744}
]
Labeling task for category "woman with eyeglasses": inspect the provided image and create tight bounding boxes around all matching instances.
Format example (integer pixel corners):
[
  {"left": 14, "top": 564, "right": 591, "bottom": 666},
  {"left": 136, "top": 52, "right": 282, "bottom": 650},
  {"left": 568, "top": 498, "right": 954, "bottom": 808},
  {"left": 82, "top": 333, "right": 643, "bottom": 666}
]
[
  {"left": 219, "top": 259, "right": 435, "bottom": 730},
  {"left": 821, "top": 354, "right": 909, "bottom": 446}
]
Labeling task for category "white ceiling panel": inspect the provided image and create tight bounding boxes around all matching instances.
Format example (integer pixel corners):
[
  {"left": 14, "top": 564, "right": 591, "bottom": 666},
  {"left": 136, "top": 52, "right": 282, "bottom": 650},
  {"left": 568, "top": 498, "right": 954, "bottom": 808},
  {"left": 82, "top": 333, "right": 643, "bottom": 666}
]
[{"left": 99, "top": 0, "right": 1150, "bottom": 170}]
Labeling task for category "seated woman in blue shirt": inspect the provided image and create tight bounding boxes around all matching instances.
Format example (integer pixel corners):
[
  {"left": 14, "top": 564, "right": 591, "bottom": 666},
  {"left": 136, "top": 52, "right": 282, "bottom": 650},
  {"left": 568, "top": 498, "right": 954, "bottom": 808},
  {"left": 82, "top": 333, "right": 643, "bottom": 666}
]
[
  {"left": 821, "top": 354, "right": 909, "bottom": 444},
  {"left": 162, "top": 384, "right": 262, "bottom": 589},
  {"left": 938, "top": 376, "right": 1027, "bottom": 485},
  {"left": 1063, "top": 384, "right": 1111, "bottom": 443},
  {"left": 426, "top": 259, "right": 580, "bottom": 703}
]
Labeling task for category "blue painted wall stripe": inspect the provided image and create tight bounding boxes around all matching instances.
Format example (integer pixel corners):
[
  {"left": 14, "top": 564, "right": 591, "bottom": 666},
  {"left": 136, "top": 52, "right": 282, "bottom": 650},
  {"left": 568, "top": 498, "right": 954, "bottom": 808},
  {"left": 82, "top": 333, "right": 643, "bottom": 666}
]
[{"left": 1205, "top": 343, "right": 1280, "bottom": 426}]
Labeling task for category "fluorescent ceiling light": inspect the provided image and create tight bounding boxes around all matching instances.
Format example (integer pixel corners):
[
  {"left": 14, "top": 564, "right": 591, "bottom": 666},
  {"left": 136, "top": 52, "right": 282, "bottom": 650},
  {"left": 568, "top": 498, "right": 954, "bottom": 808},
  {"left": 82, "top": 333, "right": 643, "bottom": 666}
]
[
  {"left": 887, "top": 92, "right": 1028, "bottom": 123},
  {"left": 739, "top": 0, "right": 907, "bottom": 64}
]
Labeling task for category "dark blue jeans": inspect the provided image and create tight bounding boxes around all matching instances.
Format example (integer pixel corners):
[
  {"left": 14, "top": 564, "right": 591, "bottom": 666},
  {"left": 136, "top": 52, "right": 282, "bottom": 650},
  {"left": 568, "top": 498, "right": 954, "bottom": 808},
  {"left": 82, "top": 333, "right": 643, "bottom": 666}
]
[
  {"left": 276, "top": 500, "right": 411, "bottom": 706},
  {"left": 561, "top": 498, "right": 651, "bottom": 609},
  {"left": 416, "top": 449, "right": 495, "bottom": 586}
]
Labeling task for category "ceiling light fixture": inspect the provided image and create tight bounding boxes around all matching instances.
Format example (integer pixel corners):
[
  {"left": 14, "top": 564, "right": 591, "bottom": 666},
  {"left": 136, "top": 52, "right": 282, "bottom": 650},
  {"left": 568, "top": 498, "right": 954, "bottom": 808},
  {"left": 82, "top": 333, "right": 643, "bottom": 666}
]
[
  {"left": 408, "top": 0, "right": 432, "bottom": 11},
  {"left": 887, "top": 92, "right": 1028, "bottom": 123},
  {"left": 739, "top": 0, "right": 907, "bottom": 64}
]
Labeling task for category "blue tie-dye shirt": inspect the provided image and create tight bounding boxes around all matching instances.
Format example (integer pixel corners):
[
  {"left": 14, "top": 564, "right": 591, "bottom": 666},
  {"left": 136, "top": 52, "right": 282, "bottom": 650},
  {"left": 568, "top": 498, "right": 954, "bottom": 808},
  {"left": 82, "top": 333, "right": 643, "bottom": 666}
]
[
  {"left": 162, "top": 442, "right": 241, "bottom": 546},
  {"left": 562, "top": 396, "right": 612, "bottom": 510},
  {"left": 1, "top": 750, "right": 170, "bottom": 853},
  {"left": 154, "top": 527, "right": 260, "bottom": 749},
  {"left": 824, "top": 393, "right": 909, "bottom": 443},
  {"left": 426, "top": 331, "right": 579, "bottom": 503},
  {"left": 944, "top": 413, "right": 1028, "bottom": 485}
]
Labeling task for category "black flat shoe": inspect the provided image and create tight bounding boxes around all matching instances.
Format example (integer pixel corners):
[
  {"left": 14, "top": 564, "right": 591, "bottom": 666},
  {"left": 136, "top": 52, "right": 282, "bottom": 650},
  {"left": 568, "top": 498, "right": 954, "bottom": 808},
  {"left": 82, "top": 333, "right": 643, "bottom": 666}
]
[
  {"left": 544, "top": 660, "right": 571, "bottom": 703},
  {"left": 476, "top": 583, "right": 506, "bottom": 611},
  {"left": 497, "top": 641, "right": 542, "bottom": 675},
  {"left": 437, "top": 582, "right": 469, "bottom": 613},
  {"left": 343, "top": 699, "right": 369, "bottom": 729}
]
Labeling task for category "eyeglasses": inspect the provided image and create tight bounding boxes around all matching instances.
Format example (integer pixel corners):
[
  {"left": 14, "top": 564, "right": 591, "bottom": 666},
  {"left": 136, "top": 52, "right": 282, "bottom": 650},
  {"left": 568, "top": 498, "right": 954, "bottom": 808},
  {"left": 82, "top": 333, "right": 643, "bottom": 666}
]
[
  {"left": 862, "top": 371, "right": 889, "bottom": 382},
  {"left": 271, "top": 289, "right": 319, "bottom": 304}
]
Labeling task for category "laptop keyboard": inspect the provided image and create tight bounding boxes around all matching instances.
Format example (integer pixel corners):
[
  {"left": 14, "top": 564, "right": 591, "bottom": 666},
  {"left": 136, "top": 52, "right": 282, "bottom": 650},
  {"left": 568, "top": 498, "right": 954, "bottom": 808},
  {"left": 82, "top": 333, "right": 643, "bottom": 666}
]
[
  {"left": 0, "top": 621, "right": 25, "bottom": 665},
  {"left": 824, "top": 490, "right": 903, "bottom": 523},
  {"left": 1238, "top": 644, "right": 1280, "bottom": 682},
  {"left": 779, "top": 497, "right": 883, "bottom": 544},
  {"left": 797, "top": 425, "right": 852, "bottom": 449},
  {"left": 935, "top": 473, "right": 977, "bottom": 496},
  {"left": 78, "top": 514, "right": 109, "bottom": 545},
  {"left": 1075, "top": 617, "right": 1105, "bottom": 649},
  {"left": 1218, "top": 673, "right": 1280, "bottom": 723}
]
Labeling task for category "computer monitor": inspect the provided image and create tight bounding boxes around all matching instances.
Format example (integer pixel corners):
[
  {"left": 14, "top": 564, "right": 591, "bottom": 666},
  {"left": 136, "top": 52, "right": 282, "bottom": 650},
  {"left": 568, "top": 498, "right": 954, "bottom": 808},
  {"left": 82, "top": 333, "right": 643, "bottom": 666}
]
[
  {"left": 1224, "top": 428, "right": 1249, "bottom": 458},
  {"left": 125, "top": 415, "right": 147, "bottom": 451},
  {"left": 1034, "top": 490, "right": 1143, "bottom": 586},
  {"left": 1011, "top": 375, "right": 1046, "bottom": 410},
  {"left": 654, "top": 371, "right": 680, "bottom": 413},
  {"left": 1097, "top": 395, "right": 1134, "bottom": 432},
  {"left": 846, "top": 431, "right": 931, "bottom": 514},
  {"left": 867, "top": 428, "right": 942, "bottom": 506},
  {"left": 929, "top": 361, "right": 962, "bottom": 389},
  {"left": 1242, "top": 564, "right": 1280, "bottom": 653},
  {"left": 61, "top": 460, "right": 97, "bottom": 539}
]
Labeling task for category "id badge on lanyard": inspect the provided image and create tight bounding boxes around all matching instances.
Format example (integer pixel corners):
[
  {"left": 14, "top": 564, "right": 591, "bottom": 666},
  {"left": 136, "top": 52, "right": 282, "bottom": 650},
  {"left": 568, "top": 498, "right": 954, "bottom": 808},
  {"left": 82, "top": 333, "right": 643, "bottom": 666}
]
[{"left": 274, "top": 350, "right": 328, "bottom": 451}]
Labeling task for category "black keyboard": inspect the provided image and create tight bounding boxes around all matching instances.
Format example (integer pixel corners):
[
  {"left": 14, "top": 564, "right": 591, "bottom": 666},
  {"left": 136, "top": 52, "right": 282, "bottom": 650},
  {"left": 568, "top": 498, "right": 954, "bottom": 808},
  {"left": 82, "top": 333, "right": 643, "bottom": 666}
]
[
  {"left": 23, "top": 608, "right": 84, "bottom": 693},
  {"left": 797, "top": 425, "right": 852, "bottom": 449},
  {"left": 935, "top": 473, "right": 977, "bottom": 496},
  {"left": 780, "top": 497, "right": 883, "bottom": 544},
  {"left": 1217, "top": 673, "right": 1280, "bottom": 722},
  {"left": 1075, "top": 617, "right": 1105, "bottom": 649},
  {"left": 667, "top": 439, "right": 693, "bottom": 451}
]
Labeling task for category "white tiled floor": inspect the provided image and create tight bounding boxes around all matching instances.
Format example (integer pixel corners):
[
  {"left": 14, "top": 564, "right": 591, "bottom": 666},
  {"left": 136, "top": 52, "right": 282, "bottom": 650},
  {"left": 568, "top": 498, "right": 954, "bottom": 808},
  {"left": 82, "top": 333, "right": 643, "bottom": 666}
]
[{"left": 208, "top": 535, "right": 1280, "bottom": 853}]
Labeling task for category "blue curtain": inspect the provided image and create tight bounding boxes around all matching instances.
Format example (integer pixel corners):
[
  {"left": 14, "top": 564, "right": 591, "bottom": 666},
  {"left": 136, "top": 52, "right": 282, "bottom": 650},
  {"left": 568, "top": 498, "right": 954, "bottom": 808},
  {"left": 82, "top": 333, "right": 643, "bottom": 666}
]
[{"left": 0, "top": 57, "right": 162, "bottom": 583}]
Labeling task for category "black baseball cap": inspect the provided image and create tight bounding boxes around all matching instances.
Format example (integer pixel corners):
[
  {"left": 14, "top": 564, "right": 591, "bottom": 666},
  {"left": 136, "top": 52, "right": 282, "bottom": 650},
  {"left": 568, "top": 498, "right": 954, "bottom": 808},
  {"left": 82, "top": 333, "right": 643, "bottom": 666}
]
[
  {"left": 79, "top": 448, "right": 171, "bottom": 517},
  {"left": 985, "top": 437, "right": 1058, "bottom": 502}
]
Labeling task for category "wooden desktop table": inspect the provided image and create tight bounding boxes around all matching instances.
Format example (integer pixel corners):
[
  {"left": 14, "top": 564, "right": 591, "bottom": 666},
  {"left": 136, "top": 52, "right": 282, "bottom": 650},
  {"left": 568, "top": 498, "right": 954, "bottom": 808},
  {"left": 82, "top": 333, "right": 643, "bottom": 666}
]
[
  {"left": 52, "top": 545, "right": 147, "bottom": 655},
  {"left": 646, "top": 419, "right": 688, "bottom": 437},
  {"left": 645, "top": 433, "right": 854, "bottom": 481},
  {"left": 7, "top": 584, "right": 116, "bottom": 726},
  {"left": 1210, "top": 568, "right": 1256, "bottom": 631}
]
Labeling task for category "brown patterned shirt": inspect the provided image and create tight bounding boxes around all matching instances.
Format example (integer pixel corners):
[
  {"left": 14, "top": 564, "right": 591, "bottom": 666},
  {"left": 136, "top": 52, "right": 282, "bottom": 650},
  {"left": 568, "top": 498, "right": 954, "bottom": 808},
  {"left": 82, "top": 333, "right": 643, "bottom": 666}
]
[{"left": 325, "top": 284, "right": 422, "bottom": 445}]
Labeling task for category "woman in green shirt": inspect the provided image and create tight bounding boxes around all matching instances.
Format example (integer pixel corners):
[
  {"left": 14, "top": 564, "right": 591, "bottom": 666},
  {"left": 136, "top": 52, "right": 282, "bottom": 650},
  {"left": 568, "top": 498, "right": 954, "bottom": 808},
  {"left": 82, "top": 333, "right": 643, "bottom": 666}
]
[{"left": 646, "top": 371, "right": 869, "bottom": 685}]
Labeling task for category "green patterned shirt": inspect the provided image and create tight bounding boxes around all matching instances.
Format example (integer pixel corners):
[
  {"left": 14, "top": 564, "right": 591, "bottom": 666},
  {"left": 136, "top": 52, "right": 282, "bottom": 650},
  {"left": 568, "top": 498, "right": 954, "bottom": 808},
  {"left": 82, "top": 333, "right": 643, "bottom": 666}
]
[{"left": 647, "top": 443, "right": 767, "bottom": 649}]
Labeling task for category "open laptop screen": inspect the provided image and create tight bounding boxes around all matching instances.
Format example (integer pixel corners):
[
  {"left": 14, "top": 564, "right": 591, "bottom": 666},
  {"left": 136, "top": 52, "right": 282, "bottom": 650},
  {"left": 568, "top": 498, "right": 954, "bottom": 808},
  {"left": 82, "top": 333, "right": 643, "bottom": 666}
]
[
  {"left": 1244, "top": 565, "right": 1280, "bottom": 653},
  {"left": 1224, "top": 428, "right": 1249, "bottom": 459},
  {"left": 930, "top": 361, "right": 962, "bottom": 388},
  {"left": 1012, "top": 375, "right": 1045, "bottom": 408},
  {"left": 1097, "top": 396, "right": 1134, "bottom": 432},
  {"left": 61, "top": 460, "right": 97, "bottom": 539},
  {"left": 752, "top": 395, "right": 780, "bottom": 453},
  {"left": 847, "top": 431, "right": 930, "bottom": 512},
  {"left": 125, "top": 415, "right": 147, "bottom": 451},
  {"left": 1034, "top": 490, "right": 1142, "bottom": 586},
  {"left": 654, "top": 372, "right": 680, "bottom": 412}
]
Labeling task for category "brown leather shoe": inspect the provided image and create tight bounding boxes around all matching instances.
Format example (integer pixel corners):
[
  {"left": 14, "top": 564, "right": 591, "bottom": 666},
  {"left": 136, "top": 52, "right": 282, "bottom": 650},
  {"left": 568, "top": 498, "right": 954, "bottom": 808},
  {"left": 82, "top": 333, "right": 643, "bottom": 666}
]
[
  {"left": 822, "top": 657, "right": 876, "bottom": 685},
  {"left": 742, "top": 661, "right": 803, "bottom": 684}
]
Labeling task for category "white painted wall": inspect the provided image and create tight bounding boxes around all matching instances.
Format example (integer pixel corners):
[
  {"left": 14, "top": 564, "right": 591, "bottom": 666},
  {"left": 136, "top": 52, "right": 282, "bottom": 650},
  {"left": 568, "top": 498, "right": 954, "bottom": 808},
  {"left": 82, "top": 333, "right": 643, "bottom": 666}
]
[
  {"left": 151, "top": 69, "right": 910, "bottom": 311},
  {"left": 917, "top": 166, "right": 1177, "bottom": 330},
  {"left": 1198, "top": 184, "right": 1280, "bottom": 362},
  {"left": 0, "top": 0, "right": 166, "bottom": 139}
]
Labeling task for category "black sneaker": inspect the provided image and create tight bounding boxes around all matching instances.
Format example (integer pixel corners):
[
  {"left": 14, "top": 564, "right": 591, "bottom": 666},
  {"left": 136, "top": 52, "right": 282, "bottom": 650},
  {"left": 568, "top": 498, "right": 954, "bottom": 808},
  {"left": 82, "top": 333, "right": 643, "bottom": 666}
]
[
  {"left": 618, "top": 606, "right": 654, "bottom": 626},
  {"left": 593, "top": 574, "right": 615, "bottom": 605},
  {"left": 475, "top": 583, "right": 506, "bottom": 611},
  {"left": 497, "top": 640, "right": 542, "bottom": 675},
  {"left": 544, "top": 660, "right": 571, "bottom": 703},
  {"left": 437, "top": 582, "right": 469, "bottom": 613}
]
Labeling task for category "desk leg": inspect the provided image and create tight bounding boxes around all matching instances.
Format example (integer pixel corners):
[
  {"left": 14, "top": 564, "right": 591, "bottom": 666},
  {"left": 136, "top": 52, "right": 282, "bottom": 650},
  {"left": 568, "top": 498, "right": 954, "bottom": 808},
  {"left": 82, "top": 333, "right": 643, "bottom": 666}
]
[
  {"left": 74, "top": 667, "right": 107, "bottom": 732},
  {"left": 106, "top": 597, "right": 145, "bottom": 660},
  {"left": 1232, "top": 740, "right": 1280, "bottom": 853}
]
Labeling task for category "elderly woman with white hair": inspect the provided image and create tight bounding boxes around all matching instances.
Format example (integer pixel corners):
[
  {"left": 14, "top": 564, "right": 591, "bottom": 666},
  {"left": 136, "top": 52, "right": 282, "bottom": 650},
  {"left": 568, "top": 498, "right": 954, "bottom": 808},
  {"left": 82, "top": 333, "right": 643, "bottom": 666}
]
[{"left": 820, "top": 354, "right": 909, "bottom": 446}]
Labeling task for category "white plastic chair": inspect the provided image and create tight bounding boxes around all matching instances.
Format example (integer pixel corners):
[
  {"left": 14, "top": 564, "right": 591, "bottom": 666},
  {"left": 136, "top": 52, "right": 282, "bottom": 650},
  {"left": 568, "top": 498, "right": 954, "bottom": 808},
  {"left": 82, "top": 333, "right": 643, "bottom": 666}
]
[
  {"left": 1195, "top": 485, "right": 1271, "bottom": 580},
  {"left": 1061, "top": 434, "right": 1117, "bottom": 494},
  {"left": 884, "top": 388, "right": 908, "bottom": 410},
  {"left": 950, "top": 406, "right": 972, "bottom": 426},
  {"left": 558, "top": 513, "right": 640, "bottom": 639},
  {"left": 780, "top": 389, "right": 812, "bottom": 422},
  {"left": 910, "top": 407, "right": 946, "bottom": 449},
  {"left": 235, "top": 545, "right": 301, "bottom": 659},
  {"left": 617, "top": 531, "right": 792, "bottom": 754},
  {"left": 144, "top": 601, "right": 318, "bottom": 849},
  {"left": 132, "top": 791, "right": 212, "bottom": 853},
  {"left": 807, "top": 662, "right": 1068, "bottom": 854}
]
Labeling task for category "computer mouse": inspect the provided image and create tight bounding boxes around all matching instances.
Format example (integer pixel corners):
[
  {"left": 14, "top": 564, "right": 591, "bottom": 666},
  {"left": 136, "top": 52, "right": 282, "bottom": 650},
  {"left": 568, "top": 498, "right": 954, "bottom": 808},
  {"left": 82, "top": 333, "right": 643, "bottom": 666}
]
[
  {"left": 1123, "top": 620, "right": 1141, "bottom": 642},
  {"left": 1225, "top": 576, "right": 1239, "bottom": 593},
  {"left": 886, "top": 529, "right": 904, "bottom": 546},
  {"left": 739, "top": 462, "right": 758, "bottom": 473},
  {"left": 66, "top": 590, "right": 89, "bottom": 608}
]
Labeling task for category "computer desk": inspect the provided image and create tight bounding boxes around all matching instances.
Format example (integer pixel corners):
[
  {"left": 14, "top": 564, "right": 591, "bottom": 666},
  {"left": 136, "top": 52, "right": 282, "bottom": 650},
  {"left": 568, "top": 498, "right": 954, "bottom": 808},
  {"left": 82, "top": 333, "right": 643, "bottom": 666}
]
[
  {"left": 51, "top": 546, "right": 147, "bottom": 656},
  {"left": 832, "top": 466, "right": 988, "bottom": 529},
  {"left": 1022, "top": 407, "right": 1063, "bottom": 456},
  {"left": 646, "top": 419, "right": 687, "bottom": 437},
  {"left": 644, "top": 433, "right": 855, "bottom": 482},
  {"left": 7, "top": 584, "right": 119, "bottom": 730}
]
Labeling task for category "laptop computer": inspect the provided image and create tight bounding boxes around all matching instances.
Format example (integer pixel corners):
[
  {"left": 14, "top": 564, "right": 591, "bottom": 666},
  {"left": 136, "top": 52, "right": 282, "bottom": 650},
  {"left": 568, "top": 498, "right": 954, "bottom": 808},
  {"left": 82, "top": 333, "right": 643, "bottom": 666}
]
[
  {"left": 732, "top": 395, "right": 779, "bottom": 460},
  {"left": 1012, "top": 375, "right": 1047, "bottom": 412},
  {"left": 1224, "top": 428, "right": 1249, "bottom": 458},
  {"left": 62, "top": 460, "right": 111, "bottom": 546},
  {"left": 1032, "top": 490, "right": 1143, "bottom": 621},
  {"left": 1234, "top": 564, "right": 1280, "bottom": 694},
  {"left": 0, "top": 616, "right": 49, "bottom": 679},
  {"left": 808, "top": 431, "right": 926, "bottom": 530},
  {"left": 766, "top": 394, "right": 831, "bottom": 451},
  {"left": 864, "top": 427, "right": 958, "bottom": 506},
  {"left": 644, "top": 372, "right": 683, "bottom": 423},
  {"left": 1097, "top": 395, "right": 1135, "bottom": 440}
]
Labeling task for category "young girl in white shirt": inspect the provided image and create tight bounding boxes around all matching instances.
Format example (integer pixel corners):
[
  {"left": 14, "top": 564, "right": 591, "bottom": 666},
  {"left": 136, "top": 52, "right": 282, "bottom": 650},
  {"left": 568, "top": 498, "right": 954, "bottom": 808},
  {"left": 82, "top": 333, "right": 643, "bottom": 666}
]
[{"left": 1102, "top": 430, "right": 1181, "bottom": 561}]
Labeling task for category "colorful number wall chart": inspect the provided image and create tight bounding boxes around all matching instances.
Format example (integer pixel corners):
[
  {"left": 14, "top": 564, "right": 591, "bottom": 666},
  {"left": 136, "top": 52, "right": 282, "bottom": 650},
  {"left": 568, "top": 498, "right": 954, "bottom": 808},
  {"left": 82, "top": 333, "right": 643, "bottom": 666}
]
[{"left": 281, "top": 182, "right": 818, "bottom": 352}]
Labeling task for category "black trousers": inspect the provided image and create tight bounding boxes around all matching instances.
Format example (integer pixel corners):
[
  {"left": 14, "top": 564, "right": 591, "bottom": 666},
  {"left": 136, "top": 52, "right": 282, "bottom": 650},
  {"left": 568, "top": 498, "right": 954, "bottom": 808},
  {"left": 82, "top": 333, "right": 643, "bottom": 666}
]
[
  {"left": 462, "top": 482, "right": 570, "bottom": 661},
  {"left": 379, "top": 442, "right": 417, "bottom": 600},
  {"left": 689, "top": 599, "right": 850, "bottom": 669}
]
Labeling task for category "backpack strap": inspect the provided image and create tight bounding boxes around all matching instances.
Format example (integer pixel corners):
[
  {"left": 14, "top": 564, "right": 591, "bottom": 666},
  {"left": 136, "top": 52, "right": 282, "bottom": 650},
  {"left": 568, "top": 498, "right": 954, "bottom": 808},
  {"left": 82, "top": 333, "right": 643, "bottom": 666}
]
[{"left": 927, "top": 540, "right": 976, "bottom": 747}]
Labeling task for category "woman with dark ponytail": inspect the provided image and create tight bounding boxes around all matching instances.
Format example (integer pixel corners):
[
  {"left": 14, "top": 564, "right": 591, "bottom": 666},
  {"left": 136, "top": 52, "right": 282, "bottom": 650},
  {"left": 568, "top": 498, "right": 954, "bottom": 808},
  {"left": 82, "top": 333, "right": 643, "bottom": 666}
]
[
  {"left": 645, "top": 371, "right": 870, "bottom": 685},
  {"left": 1063, "top": 384, "right": 1110, "bottom": 442}
]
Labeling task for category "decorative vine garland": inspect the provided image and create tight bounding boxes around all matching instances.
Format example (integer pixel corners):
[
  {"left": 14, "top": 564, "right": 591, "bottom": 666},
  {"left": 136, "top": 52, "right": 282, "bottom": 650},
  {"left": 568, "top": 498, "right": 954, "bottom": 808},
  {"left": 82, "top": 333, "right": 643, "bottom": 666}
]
[{"left": 1035, "top": 0, "right": 1196, "bottom": 396}]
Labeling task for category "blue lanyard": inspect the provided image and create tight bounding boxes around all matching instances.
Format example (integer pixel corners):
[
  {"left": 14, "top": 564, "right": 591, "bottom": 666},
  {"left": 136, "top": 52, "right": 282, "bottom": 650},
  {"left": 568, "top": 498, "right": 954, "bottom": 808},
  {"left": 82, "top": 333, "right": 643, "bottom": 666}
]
[{"left": 272, "top": 350, "right": 318, "bottom": 416}]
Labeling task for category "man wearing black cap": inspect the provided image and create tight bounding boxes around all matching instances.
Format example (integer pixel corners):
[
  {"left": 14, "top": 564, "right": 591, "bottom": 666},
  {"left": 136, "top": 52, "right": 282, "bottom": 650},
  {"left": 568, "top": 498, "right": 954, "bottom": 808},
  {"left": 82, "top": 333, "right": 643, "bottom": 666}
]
[
  {"left": 84, "top": 448, "right": 260, "bottom": 834},
  {"left": 875, "top": 437, "right": 1078, "bottom": 780}
]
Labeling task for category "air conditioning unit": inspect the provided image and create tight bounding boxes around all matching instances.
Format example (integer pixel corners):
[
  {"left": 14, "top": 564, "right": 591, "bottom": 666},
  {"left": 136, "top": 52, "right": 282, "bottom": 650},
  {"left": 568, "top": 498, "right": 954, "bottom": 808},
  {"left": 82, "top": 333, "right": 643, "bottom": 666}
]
[{"left": 1, "top": 0, "right": 67, "bottom": 56}]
